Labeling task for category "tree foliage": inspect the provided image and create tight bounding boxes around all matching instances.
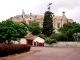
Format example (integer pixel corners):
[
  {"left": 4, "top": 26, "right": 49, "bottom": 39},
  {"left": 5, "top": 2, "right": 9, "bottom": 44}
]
[
  {"left": 59, "top": 22, "right": 80, "bottom": 41},
  {"left": 13, "top": 24, "right": 27, "bottom": 38},
  {"left": 42, "top": 11, "right": 54, "bottom": 36},
  {"left": 57, "top": 34, "right": 67, "bottom": 41},
  {"left": 29, "top": 20, "right": 41, "bottom": 35},
  {"left": 22, "top": 20, "right": 29, "bottom": 28},
  {"left": 0, "top": 19, "right": 27, "bottom": 44},
  {"left": 73, "top": 33, "right": 80, "bottom": 41},
  {"left": 59, "top": 22, "right": 80, "bottom": 33}
]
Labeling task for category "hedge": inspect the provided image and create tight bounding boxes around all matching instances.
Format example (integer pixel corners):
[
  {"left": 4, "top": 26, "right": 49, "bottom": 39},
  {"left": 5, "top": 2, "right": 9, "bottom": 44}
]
[{"left": 0, "top": 44, "right": 31, "bottom": 57}]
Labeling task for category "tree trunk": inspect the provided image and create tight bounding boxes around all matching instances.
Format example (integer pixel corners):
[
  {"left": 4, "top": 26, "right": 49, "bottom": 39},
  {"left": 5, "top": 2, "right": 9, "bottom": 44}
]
[{"left": 8, "top": 40, "right": 10, "bottom": 45}]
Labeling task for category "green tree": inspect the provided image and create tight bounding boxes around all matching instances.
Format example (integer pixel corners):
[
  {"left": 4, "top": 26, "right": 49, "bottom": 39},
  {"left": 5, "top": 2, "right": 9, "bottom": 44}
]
[
  {"left": 73, "top": 33, "right": 80, "bottom": 41},
  {"left": 13, "top": 24, "right": 27, "bottom": 38},
  {"left": 22, "top": 20, "right": 29, "bottom": 28},
  {"left": 57, "top": 34, "right": 67, "bottom": 41},
  {"left": 59, "top": 22, "right": 80, "bottom": 33},
  {"left": 59, "top": 22, "right": 80, "bottom": 41},
  {"left": 0, "top": 19, "right": 27, "bottom": 44},
  {"left": 42, "top": 11, "right": 54, "bottom": 36},
  {"left": 29, "top": 20, "right": 41, "bottom": 35},
  {"left": 65, "top": 29, "right": 74, "bottom": 41}
]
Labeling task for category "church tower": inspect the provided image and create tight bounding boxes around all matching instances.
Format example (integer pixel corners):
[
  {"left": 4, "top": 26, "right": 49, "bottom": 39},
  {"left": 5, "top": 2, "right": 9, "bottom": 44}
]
[
  {"left": 62, "top": 11, "right": 66, "bottom": 17},
  {"left": 22, "top": 9, "right": 25, "bottom": 18}
]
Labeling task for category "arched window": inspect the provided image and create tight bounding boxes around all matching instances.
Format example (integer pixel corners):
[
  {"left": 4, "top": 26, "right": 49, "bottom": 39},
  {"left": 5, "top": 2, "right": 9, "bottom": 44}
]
[
  {"left": 28, "top": 20, "right": 32, "bottom": 26},
  {"left": 30, "top": 18, "right": 31, "bottom": 19},
  {"left": 57, "top": 22, "right": 60, "bottom": 28}
]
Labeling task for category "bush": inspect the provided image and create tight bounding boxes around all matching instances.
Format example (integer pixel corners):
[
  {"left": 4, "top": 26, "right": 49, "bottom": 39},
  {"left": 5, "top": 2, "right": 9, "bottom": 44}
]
[
  {"left": 45, "top": 37, "right": 57, "bottom": 44},
  {"left": 57, "top": 34, "right": 67, "bottom": 41},
  {"left": 0, "top": 44, "right": 31, "bottom": 57},
  {"left": 38, "top": 33, "right": 45, "bottom": 39},
  {"left": 51, "top": 39, "right": 57, "bottom": 43},
  {"left": 50, "top": 33, "right": 60, "bottom": 39}
]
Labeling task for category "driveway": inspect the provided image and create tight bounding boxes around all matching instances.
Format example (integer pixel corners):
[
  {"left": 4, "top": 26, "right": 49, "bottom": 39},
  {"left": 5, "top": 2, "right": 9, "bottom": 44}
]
[{"left": 16, "top": 47, "right": 80, "bottom": 60}]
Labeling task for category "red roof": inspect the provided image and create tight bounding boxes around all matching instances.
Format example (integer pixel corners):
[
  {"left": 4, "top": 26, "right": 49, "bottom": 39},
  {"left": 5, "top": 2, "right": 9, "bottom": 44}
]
[{"left": 25, "top": 32, "right": 37, "bottom": 40}]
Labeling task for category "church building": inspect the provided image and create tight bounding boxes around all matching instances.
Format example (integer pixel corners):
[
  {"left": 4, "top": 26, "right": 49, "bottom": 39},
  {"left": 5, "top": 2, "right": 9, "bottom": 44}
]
[{"left": 11, "top": 10, "right": 73, "bottom": 33}]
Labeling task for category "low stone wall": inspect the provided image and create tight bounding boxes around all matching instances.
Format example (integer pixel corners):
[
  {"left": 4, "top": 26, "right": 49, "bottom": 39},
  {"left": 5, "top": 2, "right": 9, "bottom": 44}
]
[{"left": 44, "top": 42, "right": 80, "bottom": 47}]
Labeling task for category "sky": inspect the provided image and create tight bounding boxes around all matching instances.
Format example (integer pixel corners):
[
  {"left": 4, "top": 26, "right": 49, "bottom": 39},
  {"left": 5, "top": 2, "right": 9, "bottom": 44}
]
[{"left": 0, "top": 0, "right": 80, "bottom": 23}]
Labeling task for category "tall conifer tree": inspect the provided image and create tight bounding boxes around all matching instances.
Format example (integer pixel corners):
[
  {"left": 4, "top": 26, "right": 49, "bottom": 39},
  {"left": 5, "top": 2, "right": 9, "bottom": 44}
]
[
  {"left": 42, "top": 11, "right": 54, "bottom": 36},
  {"left": 42, "top": 3, "right": 54, "bottom": 36}
]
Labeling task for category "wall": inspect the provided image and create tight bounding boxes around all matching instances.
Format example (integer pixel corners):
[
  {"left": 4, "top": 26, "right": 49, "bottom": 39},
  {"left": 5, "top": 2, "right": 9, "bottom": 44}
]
[
  {"left": 44, "top": 42, "right": 80, "bottom": 47},
  {"left": 19, "top": 38, "right": 27, "bottom": 44}
]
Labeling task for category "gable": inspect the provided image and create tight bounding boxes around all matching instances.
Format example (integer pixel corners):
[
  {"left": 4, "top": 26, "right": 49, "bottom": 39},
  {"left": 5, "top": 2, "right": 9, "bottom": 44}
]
[
  {"left": 34, "top": 37, "right": 44, "bottom": 43},
  {"left": 26, "top": 16, "right": 35, "bottom": 21}
]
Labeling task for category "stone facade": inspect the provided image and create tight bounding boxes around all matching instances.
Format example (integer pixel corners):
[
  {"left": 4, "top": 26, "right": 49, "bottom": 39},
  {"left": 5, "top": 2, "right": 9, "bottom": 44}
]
[{"left": 11, "top": 10, "right": 73, "bottom": 33}]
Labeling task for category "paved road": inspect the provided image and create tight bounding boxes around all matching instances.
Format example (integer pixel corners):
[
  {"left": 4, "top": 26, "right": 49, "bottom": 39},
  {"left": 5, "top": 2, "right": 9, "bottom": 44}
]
[{"left": 16, "top": 47, "right": 80, "bottom": 60}]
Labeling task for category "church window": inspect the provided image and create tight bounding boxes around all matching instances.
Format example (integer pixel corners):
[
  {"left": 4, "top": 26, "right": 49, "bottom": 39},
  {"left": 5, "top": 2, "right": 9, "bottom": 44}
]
[
  {"left": 57, "top": 22, "right": 60, "bottom": 28},
  {"left": 35, "top": 15, "right": 37, "bottom": 17},
  {"left": 28, "top": 21, "right": 32, "bottom": 26}
]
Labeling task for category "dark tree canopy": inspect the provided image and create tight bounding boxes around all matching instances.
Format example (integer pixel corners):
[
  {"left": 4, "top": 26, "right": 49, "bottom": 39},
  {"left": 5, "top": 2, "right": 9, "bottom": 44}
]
[{"left": 42, "top": 11, "right": 54, "bottom": 36}]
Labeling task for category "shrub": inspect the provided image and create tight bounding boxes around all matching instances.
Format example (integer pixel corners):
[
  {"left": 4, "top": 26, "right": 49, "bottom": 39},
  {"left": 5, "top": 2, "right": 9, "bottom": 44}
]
[
  {"left": 57, "top": 34, "right": 67, "bottom": 41},
  {"left": 51, "top": 39, "right": 57, "bottom": 43},
  {"left": 0, "top": 44, "right": 31, "bottom": 57},
  {"left": 50, "top": 33, "right": 60, "bottom": 39},
  {"left": 45, "top": 37, "right": 57, "bottom": 44},
  {"left": 38, "top": 33, "right": 45, "bottom": 39}
]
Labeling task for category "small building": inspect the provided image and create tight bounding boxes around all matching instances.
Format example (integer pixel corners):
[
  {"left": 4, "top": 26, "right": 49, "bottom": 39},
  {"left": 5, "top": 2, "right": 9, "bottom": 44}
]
[
  {"left": 19, "top": 38, "right": 27, "bottom": 44},
  {"left": 26, "top": 32, "right": 44, "bottom": 46},
  {"left": 34, "top": 37, "right": 44, "bottom": 46}
]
